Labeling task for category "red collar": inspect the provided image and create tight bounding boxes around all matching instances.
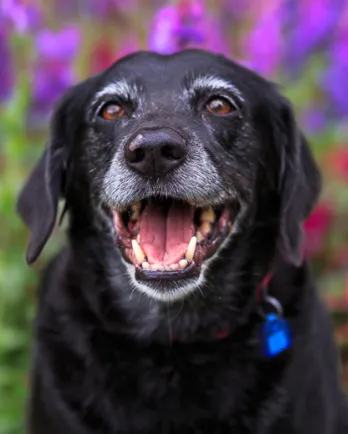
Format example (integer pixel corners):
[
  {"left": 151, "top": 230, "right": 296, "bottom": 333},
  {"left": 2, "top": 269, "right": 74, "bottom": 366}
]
[{"left": 172, "top": 273, "right": 273, "bottom": 342}]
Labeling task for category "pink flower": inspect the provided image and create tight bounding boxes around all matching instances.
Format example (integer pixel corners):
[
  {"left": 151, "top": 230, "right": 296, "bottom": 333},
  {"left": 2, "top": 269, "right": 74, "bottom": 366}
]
[
  {"left": 304, "top": 202, "right": 333, "bottom": 258},
  {"left": 117, "top": 36, "right": 139, "bottom": 59}
]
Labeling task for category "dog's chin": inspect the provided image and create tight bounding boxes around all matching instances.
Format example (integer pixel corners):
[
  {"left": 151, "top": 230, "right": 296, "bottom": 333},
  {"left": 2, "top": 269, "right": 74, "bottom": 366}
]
[{"left": 107, "top": 196, "right": 240, "bottom": 302}]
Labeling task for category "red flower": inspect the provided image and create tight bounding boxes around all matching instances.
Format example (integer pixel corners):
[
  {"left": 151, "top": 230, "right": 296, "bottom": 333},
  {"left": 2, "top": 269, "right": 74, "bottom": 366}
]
[
  {"left": 326, "top": 147, "right": 348, "bottom": 182},
  {"left": 304, "top": 202, "right": 333, "bottom": 258},
  {"left": 90, "top": 37, "right": 139, "bottom": 74},
  {"left": 90, "top": 39, "right": 117, "bottom": 74},
  {"left": 345, "top": 274, "right": 348, "bottom": 307}
]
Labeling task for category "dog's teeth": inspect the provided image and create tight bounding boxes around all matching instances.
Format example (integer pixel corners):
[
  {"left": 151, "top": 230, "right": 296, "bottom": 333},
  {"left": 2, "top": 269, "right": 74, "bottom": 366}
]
[
  {"left": 142, "top": 261, "right": 150, "bottom": 270},
  {"left": 164, "top": 266, "right": 171, "bottom": 271},
  {"left": 178, "top": 259, "right": 188, "bottom": 269},
  {"left": 199, "top": 222, "right": 211, "bottom": 236},
  {"left": 136, "top": 234, "right": 140, "bottom": 243},
  {"left": 131, "top": 240, "right": 146, "bottom": 264},
  {"left": 131, "top": 201, "right": 141, "bottom": 211},
  {"left": 185, "top": 236, "right": 197, "bottom": 262},
  {"left": 228, "top": 222, "right": 233, "bottom": 233},
  {"left": 151, "top": 264, "right": 164, "bottom": 271},
  {"left": 131, "top": 202, "right": 141, "bottom": 221},
  {"left": 200, "top": 206, "right": 215, "bottom": 223},
  {"left": 170, "top": 263, "right": 179, "bottom": 270},
  {"left": 196, "top": 231, "right": 204, "bottom": 242}
]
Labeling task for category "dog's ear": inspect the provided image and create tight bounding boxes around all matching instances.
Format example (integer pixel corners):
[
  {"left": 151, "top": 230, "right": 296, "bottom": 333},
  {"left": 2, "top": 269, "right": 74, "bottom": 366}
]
[
  {"left": 17, "top": 99, "right": 69, "bottom": 265},
  {"left": 276, "top": 98, "right": 321, "bottom": 266}
]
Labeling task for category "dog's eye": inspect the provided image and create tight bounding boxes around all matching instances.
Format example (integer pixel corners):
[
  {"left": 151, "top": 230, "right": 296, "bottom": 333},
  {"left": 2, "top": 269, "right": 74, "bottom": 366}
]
[
  {"left": 206, "top": 98, "right": 234, "bottom": 115},
  {"left": 100, "top": 103, "right": 125, "bottom": 120}
]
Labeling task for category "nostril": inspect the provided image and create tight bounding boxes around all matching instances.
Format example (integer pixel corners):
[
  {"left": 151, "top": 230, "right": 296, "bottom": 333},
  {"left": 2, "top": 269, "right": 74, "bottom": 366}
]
[
  {"left": 126, "top": 148, "right": 145, "bottom": 163},
  {"left": 161, "top": 143, "right": 185, "bottom": 161},
  {"left": 162, "top": 144, "right": 179, "bottom": 160}
]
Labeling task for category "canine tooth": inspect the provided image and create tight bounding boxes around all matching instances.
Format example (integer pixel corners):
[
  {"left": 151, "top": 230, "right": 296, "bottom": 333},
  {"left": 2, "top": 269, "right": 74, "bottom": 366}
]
[
  {"left": 131, "top": 202, "right": 141, "bottom": 221},
  {"left": 132, "top": 201, "right": 141, "bottom": 211},
  {"left": 178, "top": 259, "right": 188, "bottom": 269},
  {"left": 228, "top": 222, "right": 233, "bottom": 233},
  {"left": 199, "top": 222, "right": 211, "bottom": 236},
  {"left": 185, "top": 236, "right": 197, "bottom": 262},
  {"left": 200, "top": 206, "right": 215, "bottom": 223},
  {"left": 131, "top": 239, "right": 146, "bottom": 264},
  {"left": 196, "top": 231, "right": 204, "bottom": 242},
  {"left": 142, "top": 261, "right": 150, "bottom": 270},
  {"left": 170, "top": 263, "right": 179, "bottom": 270},
  {"left": 136, "top": 234, "right": 140, "bottom": 243}
]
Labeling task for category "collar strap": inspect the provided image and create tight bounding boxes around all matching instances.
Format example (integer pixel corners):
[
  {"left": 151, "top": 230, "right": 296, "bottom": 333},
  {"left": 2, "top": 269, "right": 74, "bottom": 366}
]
[{"left": 172, "top": 272, "right": 273, "bottom": 342}]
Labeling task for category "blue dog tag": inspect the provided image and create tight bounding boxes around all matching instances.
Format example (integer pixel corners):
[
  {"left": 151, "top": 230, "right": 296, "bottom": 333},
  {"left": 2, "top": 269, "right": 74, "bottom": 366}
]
[{"left": 261, "top": 313, "right": 292, "bottom": 358}]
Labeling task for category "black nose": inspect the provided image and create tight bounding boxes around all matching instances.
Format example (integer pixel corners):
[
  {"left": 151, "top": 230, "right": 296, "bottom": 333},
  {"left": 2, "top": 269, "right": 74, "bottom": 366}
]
[{"left": 125, "top": 128, "right": 186, "bottom": 177}]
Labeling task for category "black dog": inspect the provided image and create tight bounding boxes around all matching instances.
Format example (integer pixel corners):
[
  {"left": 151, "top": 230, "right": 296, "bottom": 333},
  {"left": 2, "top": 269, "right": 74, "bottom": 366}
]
[{"left": 17, "top": 50, "right": 348, "bottom": 433}]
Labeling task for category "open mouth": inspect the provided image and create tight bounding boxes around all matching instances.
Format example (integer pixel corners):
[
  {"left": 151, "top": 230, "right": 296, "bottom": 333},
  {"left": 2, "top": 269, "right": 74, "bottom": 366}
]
[{"left": 112, "top": 198, "right": 239, "bottom": 281}]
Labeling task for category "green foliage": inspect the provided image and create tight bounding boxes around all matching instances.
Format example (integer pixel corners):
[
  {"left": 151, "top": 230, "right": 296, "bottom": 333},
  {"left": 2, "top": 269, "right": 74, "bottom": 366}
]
[{"left": 0, "top": 77, "right": 38, "bottom": 434}]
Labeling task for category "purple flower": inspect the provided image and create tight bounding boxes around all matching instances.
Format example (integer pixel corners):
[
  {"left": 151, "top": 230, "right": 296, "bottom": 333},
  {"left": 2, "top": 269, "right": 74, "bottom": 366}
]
[
  {"left": 322, "top": 10, "right": 348, "bottom": 119},
  {"left": 244, "top": 6, "right": 284, "bottom": 76},
  {"left": 285, "top": 0, "right": 344, "bottom": 71},
  {"left": 0, "top": 0, "right": 42, "bottom": 33},
  {"left": 0, "top": 27, "right": 14, "bottom": 101},
  {"left": 149, "top": 0, "right": 228, "bottom": 55},
  {"left": 31, "top": 26, "right": 80, "bottom": 116},
  {"left": 35, "top": 27, "right": 80, "bottom": 60},
  {"left": 148, "top": 5, "right": 180, "bottom": 54},
  {"left": 32, "top": 63, "right": 75, "bottom": 112},
  {"left": 301, "top": 107, "right": 326, "bottom": 133}
]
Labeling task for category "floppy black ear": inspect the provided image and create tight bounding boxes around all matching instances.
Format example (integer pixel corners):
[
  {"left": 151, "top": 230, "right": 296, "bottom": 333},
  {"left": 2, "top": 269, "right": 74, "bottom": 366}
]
[
  {"left": 277, "top": 100, "right": 321, "bottom": 266},
  {"left": 17, "top": 109, "right": 66, "bottom": 264}
]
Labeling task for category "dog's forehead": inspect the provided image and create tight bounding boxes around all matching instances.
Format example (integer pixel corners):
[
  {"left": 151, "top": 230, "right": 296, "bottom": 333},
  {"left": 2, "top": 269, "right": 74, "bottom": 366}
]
[{"left": 95, "top": 50, "right": 245, "bottom": 101}]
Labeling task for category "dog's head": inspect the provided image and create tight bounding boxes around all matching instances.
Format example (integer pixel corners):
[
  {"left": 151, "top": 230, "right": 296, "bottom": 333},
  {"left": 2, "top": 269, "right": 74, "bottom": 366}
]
[{"left": 17, "top": 50, "right": 320, "bottom": 303}]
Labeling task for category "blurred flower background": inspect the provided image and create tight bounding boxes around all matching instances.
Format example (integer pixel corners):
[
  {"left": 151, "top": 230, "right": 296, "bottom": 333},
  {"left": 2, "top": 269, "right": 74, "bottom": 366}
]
[{"left": 0, "top": 0, "right": 348, "bottom": 432}]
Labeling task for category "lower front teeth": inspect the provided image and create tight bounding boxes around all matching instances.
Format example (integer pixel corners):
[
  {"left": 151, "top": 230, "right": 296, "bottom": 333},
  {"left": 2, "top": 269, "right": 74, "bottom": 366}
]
[
  {"left": 141, "top": 260, "right": 188, "bottom": 271},
  {"left": 136, "top": 235, "right": 197, "bottom": 271},
  {"left": 178, "top": 259, "right": 188, "bottom": 269},
  {"left": 151, "top": 264, "right": 164, "bottom": 271}
]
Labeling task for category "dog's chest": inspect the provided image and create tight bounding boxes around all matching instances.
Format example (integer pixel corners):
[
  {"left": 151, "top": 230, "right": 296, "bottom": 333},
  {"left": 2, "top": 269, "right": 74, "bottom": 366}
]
[{"left": 62, "top": 337, "right": 283, "bottom": 434}]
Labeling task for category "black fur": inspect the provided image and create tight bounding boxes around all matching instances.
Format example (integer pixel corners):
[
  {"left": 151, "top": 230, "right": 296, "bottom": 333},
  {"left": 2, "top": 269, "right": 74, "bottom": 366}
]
[{"left": 17, "top": 50, "right": 348, "bottom": 433}]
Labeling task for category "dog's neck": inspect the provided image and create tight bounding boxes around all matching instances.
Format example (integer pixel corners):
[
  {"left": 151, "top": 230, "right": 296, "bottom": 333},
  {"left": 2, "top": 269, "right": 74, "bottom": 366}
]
[{"left": 62, "top": 237, "right": 308, "bottom": 344}]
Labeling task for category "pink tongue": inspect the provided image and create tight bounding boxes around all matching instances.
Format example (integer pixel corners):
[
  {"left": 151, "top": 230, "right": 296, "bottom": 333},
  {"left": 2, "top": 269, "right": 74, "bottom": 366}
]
[{"left": 139, "top": 202, "right": 194, "bottom": 265}]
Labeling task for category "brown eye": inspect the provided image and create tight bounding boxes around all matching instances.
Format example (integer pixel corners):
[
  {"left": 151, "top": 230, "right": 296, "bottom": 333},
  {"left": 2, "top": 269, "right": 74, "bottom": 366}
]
[
  {"left": 207, "top": 98, "right": 234, "bottom": 115},
  {"left": 100, "top": 103, "right": 125, "bottom": 120}
]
